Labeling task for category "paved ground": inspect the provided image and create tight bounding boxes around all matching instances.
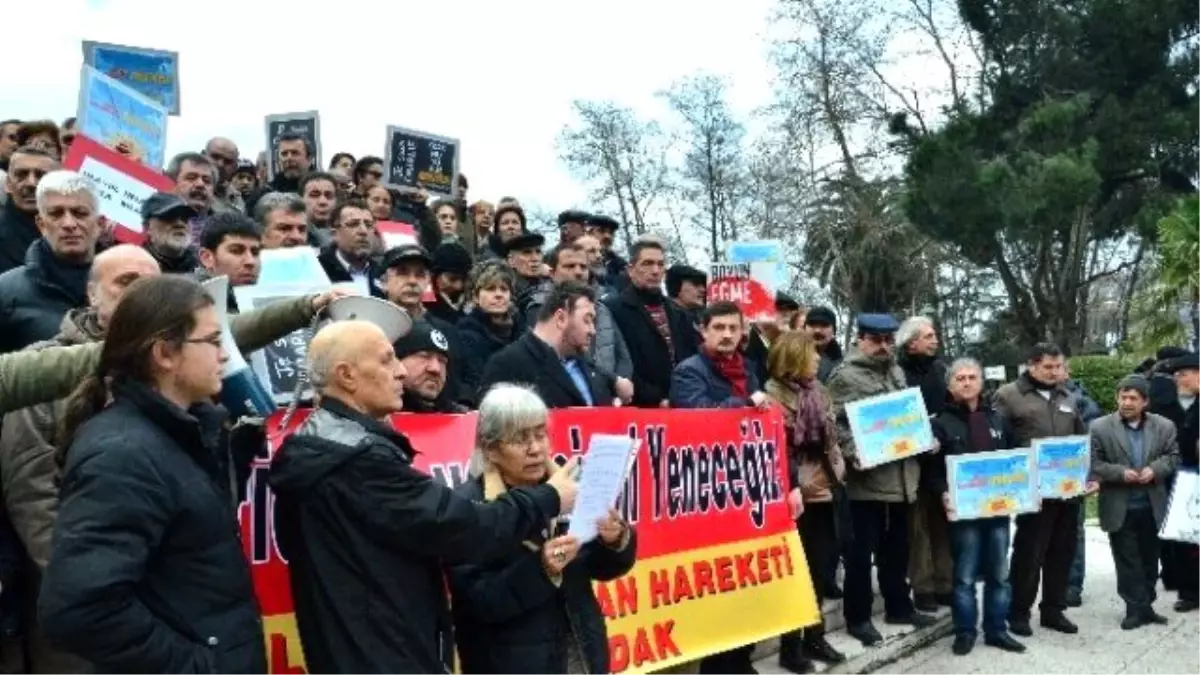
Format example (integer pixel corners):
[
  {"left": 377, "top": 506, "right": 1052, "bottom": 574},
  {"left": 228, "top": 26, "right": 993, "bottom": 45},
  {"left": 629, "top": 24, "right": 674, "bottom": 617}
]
[{"left": 882, "top": 524, "right": 1200, "bottom": 674}]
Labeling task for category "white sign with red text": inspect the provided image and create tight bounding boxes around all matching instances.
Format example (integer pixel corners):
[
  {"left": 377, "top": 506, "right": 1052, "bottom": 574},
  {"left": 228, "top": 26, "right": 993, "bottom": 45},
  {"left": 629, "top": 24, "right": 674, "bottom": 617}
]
[{"left": 63, "top": 134, "right": 175, "bottom": 244}]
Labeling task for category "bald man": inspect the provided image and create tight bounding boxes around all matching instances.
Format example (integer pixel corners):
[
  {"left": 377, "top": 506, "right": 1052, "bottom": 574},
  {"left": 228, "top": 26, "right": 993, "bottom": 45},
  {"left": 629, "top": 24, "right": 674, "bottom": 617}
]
[
  {"left": 268, "top": 320, "right": 579, "bottom": 674},
  {"left": 204, "top": 136, "right": 245, "bottom": 214}
]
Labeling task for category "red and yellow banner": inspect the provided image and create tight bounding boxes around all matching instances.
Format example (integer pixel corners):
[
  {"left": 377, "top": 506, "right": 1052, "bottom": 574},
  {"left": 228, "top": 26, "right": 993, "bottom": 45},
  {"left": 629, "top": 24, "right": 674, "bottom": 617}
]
[{"left": 237, "top": 407, "right": 820, "bottom": 673}]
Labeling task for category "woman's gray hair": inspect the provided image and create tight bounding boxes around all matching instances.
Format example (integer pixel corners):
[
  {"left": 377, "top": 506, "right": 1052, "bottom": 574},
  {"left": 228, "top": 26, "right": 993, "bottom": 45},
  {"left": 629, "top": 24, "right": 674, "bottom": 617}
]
[
  {"left": 946, "top": 357, "right": 983, "bottom": 385},
  {"left": 467, "top": 383, "right": 549, "bottom": 478},
  {"left": 896, "top": 316, "right": 935, "bottom": 348}
]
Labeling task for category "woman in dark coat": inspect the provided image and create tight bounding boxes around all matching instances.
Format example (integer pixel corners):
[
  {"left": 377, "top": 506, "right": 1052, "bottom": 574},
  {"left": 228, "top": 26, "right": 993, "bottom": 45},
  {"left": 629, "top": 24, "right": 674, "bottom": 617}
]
[
  {"left": 448, "top": 384, "right": 636, "bottom": 673},
  {"left": 457, "top": 260, "right": 521, "bottom": 400},
  {"left": 38, "top": 276, "right": 265, "bottom": 674}
]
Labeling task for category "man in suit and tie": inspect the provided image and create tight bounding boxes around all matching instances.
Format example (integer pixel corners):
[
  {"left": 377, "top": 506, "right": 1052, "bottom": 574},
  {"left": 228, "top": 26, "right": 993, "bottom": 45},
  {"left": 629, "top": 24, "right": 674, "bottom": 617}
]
[
  {"left": 478, "top": 280, "right": 618, "bottom": 408},
  {"left": 1091, "top": 375, "right": 1181, "bottom": 630}
]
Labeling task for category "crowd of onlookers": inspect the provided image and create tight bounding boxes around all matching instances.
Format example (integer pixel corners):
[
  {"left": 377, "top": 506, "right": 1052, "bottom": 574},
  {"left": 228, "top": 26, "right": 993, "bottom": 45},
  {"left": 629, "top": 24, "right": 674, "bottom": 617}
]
[{"left": 0, "top": 117, "right": 1194, "bottom": 673}]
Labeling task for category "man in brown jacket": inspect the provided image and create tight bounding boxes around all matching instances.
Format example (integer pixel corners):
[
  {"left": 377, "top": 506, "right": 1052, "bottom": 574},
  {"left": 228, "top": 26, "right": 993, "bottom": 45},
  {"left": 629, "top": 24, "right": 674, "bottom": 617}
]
[
  {"left": 994, "top": 343, "right": 1097, "bottom": 637},
  {"left": 0, "top": 245, "right": 340, "bottom": 672}
]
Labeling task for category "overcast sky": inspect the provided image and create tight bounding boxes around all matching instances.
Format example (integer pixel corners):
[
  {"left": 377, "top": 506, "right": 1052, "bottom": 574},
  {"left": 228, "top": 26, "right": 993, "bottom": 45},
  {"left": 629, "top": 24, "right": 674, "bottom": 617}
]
[{"left": 5, "top": 0, "right": 777, "bottom": 215}]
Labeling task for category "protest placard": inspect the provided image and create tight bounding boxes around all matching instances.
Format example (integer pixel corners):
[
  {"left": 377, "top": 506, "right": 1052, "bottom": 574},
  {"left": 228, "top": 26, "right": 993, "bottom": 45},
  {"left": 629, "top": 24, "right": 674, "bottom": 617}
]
[
  {"left": 383, "top": 125, "right": 460, "bottom": 196},
  {"left": 375, "top": 220, "right": 418, "bottom": 250},
  {"left": 63, "top": 134, "right": 174, "bottom": 243},
  {"left": 234, "top": 249, "right": 332, "bottom": 403},
  {"left": 76, "top": 65, "right": 169, "bottom": 170},
  {"left": 946, "top": 448, "right": 1040, "bottom": 521},
  {"left": 708, "top": 261, "right": 777, "bottom": 323},
  {"left": 265, "top": 112, "right": 321, "bottom": 180},
  {"left": 82, "top": 40, "right": 180, "bottom": 114},
  {"left": 1159, "top": 469, "right": 1199, "bottom": 544},
  {"left": 1033, "top": 435, "right": 1091, "bottom": 499},
  {"left": 727, "top": 240, "right": 788, "bottom": 296},
  {"left": 243, "top": 407, "right": 818, "bottom": 674},
  {"left": 844, "top": 387, "right": 935, "bottom": 468},
  {"left": 984, "top": 365, "right": 1007, "bottom": 381}
]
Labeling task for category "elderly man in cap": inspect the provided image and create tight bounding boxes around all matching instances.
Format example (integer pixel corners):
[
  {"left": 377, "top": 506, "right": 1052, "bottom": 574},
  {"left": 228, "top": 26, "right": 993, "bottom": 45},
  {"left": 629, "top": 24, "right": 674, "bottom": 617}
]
[
  {"left": 382, "top": 243, "right": 467, "bottom": 405},
  {"left": 558, "top": 209, "right": 590, "bottom": 244},
  {"left": 1091, "top": 374, "right": 1179, "bottom": 629},
  {"left": 804, "top": 306, "right": 843, "bottom": 383},
  {"left": 585, "top": 213, "right": 627, "bottom": 292},
  {"left": 505, "top": 230, "right": 546, "bottom": 327},
  {"left": 1152, "top": 352, "right": 1200, "bottom": 612},
  {"left": 394, "top": 320, "right": 467, "bottom": 413},
  {"left": 139, "top": 191, "right": 200, "bottom": 274},
  {"left": 828, "top": 313, "right": 937, "bottom": 646}
]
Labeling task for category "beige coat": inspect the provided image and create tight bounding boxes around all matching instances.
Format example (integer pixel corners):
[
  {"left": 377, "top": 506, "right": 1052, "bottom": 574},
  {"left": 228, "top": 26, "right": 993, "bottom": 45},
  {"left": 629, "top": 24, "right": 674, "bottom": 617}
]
[{"left": 765, "top": 378, "right": 845, "bottom": 503}]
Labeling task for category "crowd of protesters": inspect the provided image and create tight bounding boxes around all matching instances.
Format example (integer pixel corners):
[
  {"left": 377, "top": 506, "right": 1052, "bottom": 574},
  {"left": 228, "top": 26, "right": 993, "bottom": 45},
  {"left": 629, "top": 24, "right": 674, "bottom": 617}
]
[{"left": 0, "top": 116, "right": 1193, "bottom": 674}]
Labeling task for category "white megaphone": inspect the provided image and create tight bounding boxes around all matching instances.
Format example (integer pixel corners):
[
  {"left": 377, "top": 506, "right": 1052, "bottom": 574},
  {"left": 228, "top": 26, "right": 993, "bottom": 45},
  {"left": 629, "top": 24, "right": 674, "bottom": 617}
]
[
  {"left": 202, "top": 275, "right": 277, "bottom": 418},
  {"left": 323, "top": 295, "right": 414, "bottom": 343}
]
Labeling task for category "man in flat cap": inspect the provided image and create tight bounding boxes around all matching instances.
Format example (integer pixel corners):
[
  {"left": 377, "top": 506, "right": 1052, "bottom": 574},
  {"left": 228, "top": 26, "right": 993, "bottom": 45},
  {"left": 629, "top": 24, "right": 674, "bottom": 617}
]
[
  {"left": 381, "top": 243, "right": 467, "bottom": 405},
  {"left": 557, "top": 209, "right": 590, "bottom": 245},
  {"left": 393, "top": 320, "right": 467, "bottom": 414},
  {"left": 828, "top": 313, "right": 937, "bottom": 646},
  {"left": 585, "top": 214, "right": 627, "bottom": 293},
  {"left": 1091, "top": 375, "right": 1179, "bottom": 629},
  {"left": 1152, "top": 352, "right": 1200, "bottom": 612},
  {"left": 804, "top": 306, "right": 843, "bottom": 383},
  {"left": 140, "top": 192, "right": 200, "bottom": 275},
  {"left": 505, "top": 231, "right": 546, "bottom": 328}
]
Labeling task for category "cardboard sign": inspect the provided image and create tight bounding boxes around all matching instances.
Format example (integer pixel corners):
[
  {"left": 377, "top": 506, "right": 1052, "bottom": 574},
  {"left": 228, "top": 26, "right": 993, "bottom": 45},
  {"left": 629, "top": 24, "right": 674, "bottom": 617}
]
[
  {"left": 82, "top": 40, "right": 181, "bottom": 114},
  {"left": 77, "top": 65, "right": 169, "bottom": 170},
  {"left": 63, "top": 134, "right": 175, "bottom": 244},
  {"left": 1160, "top": 470, "right": 1199, "bottom": 544},
  {"left": 265, "top": 112, "right": 321, "bottom": 181},
  {"left": 382, "top": 125, "right": 460, "bottom": 196},
  {"left": 708, "top": 261, "right": 777, "bottom": 323}
]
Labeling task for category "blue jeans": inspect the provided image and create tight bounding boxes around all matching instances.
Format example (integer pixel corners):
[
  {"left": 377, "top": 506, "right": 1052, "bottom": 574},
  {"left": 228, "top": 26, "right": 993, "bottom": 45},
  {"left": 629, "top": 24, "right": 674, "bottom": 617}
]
[
  {"left": 949, "top": 518, "right": 1012, "bottom": 639},
  {"left": 1068, "top": 502, "right": 1085, "bottom": 594}
]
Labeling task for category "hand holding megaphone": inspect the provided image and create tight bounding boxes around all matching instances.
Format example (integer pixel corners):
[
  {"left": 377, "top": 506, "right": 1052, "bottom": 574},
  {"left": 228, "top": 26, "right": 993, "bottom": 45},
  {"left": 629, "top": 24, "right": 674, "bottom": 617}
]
[{"left": 311, "top": 287, "right": 359, "bottom": 313}]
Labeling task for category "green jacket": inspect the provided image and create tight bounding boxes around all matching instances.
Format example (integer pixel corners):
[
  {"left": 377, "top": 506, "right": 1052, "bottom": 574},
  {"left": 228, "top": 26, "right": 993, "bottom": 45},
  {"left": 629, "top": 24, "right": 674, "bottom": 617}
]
[
  {"left": 0, "top": 295, "right": 316, "bottom": 415},
  {"left": 827, "top": 347, "right": 921, "bottom": 503}
]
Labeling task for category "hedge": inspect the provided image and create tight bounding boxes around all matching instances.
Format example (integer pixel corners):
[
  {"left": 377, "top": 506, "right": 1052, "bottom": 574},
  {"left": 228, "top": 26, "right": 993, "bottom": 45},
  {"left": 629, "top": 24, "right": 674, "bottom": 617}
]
[{"left": 1068, "top": 355, "right": 1141, "bottom": 413}]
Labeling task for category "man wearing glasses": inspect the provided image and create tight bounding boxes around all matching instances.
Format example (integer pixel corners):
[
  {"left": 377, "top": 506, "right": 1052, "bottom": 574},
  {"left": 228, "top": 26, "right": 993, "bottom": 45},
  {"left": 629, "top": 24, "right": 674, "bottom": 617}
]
[{"left": 828, "top": 313, "right": 938, "bottom": 647}]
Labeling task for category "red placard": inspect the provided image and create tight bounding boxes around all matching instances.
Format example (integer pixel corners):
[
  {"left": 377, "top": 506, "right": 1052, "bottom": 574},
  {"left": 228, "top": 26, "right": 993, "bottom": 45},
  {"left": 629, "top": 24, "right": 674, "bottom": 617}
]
[
  {"left": 239, "top": 406, "right": 819, "bottom": 673},
  {"left": 62, "top": 134, "right": 175, "bottom": 244},
  {"left": 708, "top": 262, "right": 776, "bottom": 323}
]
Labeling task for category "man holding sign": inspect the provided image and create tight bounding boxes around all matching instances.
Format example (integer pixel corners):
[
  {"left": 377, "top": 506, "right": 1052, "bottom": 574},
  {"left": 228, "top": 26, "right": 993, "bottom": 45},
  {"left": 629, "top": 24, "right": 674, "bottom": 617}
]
[
  {"left": 827, "top": 314, "right": 937, "bottom": 647},
  {"left": 925, "top": 358, "right": 1027, "bottom": 656},
  {"left": 995, "top": 343, "right": 1095, "bottom": 637}
]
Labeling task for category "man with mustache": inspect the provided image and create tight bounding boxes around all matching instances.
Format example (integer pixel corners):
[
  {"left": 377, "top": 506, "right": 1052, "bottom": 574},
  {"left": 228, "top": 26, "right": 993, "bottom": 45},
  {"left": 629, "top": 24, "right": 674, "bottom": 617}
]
[
  {"left": 382, "top": 244, "right": 467, "bottom": 406},
  {"left": 0, "top": 170, "right": 102, "bottom": 353},
  {"left": 165, "top": 152, "right": 218, "bottom": 240},
  {"left": 245, "top": 132, "right": 311, "bottom": 216},
  {"left": 668, "top": 300, "right": 771, "bottom": 674},
  {"left": 140, "top": 192, "right": 200, "bottom": 274},
  {"left": 202, "top": 137, "right": 245, "bottom": 216},
  {"left": 0, "top": 146, "right": 57, "bottom": 275}
]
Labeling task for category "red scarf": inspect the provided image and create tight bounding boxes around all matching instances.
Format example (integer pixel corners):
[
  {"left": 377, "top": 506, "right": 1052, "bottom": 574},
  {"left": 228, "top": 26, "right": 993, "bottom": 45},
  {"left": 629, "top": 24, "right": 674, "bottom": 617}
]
[{"left": 707, "top": 348, "right": 749, "bottom": 398}]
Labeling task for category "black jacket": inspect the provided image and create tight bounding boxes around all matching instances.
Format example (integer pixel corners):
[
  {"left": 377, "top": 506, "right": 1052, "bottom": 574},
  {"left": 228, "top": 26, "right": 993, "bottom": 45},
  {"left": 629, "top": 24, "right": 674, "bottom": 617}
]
[
  {"left": 244, "top": 174, "right": 301, "bottom": 216},
  {"left": 39, "top": 380, "right": 265, "bottom": 673},
  {"left": 0, "top": 200, "right": 38, "bottom": 276},
  {"left": 316, "top": 245, "right": 386, "bottom": 298},
  {"left": 267, "top": 398, "right": 563, "bottom": 674},
  {"left": 480, "top": 331, "right": 616, "bottom": 408},
  {"left": 816, "top": 340, "right": 843, "bottom": 383},
  {"left": 923, "top": 399, "right": 1017, "bottom": 497},
  {"left": 448, "top": 475, "right": 636, "bottom": 674},
  {"left": 425, "top": 293, "right": 466, "bottom": 326},
  {"left": 0, "top": 241, "right": 90, "bottom": 354},
  {"left": 899, "top": 353, "right": 948, "bottom": 416},
  {"left": 1152, "top": 397, "right": 1200, "bottom": 467},
  {"left": 604, "top": 286, "right": 698, "bottom": 407},
  {"left": 144, "top": 242, "right": 201, "bottom": 275},
  {"left": 744, "top": 325, "right": 770, "bottom": 387},
  {"left": 457, "top": 307, "right": 518, "bottom": 400}
]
